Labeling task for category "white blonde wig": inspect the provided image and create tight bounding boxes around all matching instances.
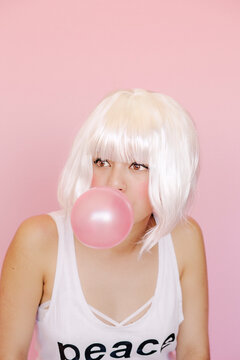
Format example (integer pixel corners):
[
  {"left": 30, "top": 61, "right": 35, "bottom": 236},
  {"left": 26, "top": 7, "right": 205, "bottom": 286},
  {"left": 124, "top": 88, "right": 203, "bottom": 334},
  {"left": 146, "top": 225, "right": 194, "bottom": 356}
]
[{"left": 58, "top": 89, "right": 199, "bottom": 253}]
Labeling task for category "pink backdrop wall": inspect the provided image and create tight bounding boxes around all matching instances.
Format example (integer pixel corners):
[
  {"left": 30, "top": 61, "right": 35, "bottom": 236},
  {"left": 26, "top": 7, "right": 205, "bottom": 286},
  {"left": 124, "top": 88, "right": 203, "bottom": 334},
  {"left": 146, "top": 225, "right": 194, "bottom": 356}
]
[{"left": 0, "top": 1, "right": 239, "bottom": 359}]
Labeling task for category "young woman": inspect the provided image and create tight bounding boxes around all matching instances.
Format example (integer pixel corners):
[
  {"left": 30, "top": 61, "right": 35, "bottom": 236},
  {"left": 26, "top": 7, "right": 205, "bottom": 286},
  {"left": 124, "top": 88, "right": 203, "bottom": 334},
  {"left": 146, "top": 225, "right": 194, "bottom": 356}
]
[{"left": 0, "top": 89, "right": 210, "bottom": 359}]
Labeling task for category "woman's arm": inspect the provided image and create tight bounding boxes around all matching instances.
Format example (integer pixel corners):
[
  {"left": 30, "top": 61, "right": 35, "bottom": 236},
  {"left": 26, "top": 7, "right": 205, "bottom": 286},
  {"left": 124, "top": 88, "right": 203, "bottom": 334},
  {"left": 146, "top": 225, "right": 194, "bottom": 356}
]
[
  {"left": 0, "top": 216, "right": 50, "bottom": 359},
  {"left": 173, "top": 218, "right": 210, "bottom": 360}
]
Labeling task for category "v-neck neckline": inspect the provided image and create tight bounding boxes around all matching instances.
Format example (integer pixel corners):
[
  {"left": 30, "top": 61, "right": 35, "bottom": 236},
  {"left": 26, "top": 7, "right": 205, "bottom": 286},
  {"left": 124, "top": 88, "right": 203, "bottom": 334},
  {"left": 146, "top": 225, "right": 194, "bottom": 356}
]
[
  {"left": 69, "top": 218, "right": 163, "bottom": 328},
  {"left": 88, "top": 296, "right": 154, "bottom": 327}
]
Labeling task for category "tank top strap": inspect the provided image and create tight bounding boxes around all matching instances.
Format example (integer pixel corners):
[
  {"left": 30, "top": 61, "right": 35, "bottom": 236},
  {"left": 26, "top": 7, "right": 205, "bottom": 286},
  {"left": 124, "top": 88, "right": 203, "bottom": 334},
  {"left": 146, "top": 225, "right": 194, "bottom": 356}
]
[
  {"left": 48, "top": 210, "right": 67, "bottom": 235},
  {"left": 152, "top": 233, "right": 171, "bottom": 299},
  {"left": 159, "top": 232, "right": 184, "bottom": 324},
  {"left": 46, "top": 210, "right": 78, "bottom": 306},
  {"left": 47, "top": 210, "right": 70, "bottom": 257},
  {"left": 48, "top": 209, "right": 74, "bottom": 253}
]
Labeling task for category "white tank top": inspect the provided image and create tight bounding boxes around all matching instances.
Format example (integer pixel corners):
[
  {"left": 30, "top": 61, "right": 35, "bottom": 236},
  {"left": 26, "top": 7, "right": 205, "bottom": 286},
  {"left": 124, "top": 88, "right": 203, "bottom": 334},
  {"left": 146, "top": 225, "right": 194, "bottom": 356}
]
[{"left": 36, "top": 210, "right": 184, "bottom": 360}]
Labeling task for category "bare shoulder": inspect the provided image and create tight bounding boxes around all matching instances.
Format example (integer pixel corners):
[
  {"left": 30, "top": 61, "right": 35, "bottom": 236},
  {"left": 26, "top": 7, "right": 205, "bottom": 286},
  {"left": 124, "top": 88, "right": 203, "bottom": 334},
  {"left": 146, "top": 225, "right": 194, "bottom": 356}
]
[
  {"left": 172, "top": 218, "right": 209, "bottom": 359},
  {"left": 3, "top": 214, "right": 58, "bottom": 274},
  {"left": 16, "top": 214, "right": 57, "bottom": 241},
  {"left": 13, "top": 214, "right": 57, "bottom": 248},
  {"left": 171, "top": 217, "right": 206, "bottom": 277},
  {"left": 0, "top": 215, "right": 58, "bottom": 357},
  {"left": 172, "top": 216, "right": 203, "bottom": 241}
]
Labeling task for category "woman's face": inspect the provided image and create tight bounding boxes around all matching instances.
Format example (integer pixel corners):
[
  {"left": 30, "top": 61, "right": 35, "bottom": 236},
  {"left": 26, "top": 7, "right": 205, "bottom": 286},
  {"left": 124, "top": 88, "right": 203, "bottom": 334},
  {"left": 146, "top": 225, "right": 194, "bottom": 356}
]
[{"left": 91, "top": 158, "right": 153, "bottom": 225}]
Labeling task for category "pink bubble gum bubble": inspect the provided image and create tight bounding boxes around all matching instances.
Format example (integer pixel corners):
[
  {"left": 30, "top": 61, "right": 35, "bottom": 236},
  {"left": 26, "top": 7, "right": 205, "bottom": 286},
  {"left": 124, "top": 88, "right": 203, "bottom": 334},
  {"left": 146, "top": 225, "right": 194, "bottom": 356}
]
[{"left": 71, "top": 187, "right": 134, "bottom": 249}]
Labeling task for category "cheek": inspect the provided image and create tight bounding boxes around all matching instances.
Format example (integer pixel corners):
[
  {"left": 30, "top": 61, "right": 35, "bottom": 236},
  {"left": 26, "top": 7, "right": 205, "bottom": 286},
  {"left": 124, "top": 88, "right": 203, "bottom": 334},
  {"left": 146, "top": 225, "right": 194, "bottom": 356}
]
[
  {"left": 136, "top": 180, "right": 152, "bottom": 206},
  {"left": 90, "top": 170, "right": 107, "bottom": 187},
  {"left": 138, "top": 180, "right": 149, "bottom": 196},
  {"left": 90, "top": 173, "right": 97, "bottom": 187},
  {"left": 91, "top": 173, "right": 104, "bottom": 187}
]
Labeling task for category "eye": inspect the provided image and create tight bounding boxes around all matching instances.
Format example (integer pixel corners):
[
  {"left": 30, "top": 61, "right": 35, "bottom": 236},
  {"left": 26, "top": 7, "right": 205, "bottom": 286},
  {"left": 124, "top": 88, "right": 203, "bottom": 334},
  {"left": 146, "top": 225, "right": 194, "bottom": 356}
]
[
  {"left": 130, "top": 162, "right": 149, "bottom": 171},
  {"left": 93, "top": 158, "right": 111, "bottom": 167}
]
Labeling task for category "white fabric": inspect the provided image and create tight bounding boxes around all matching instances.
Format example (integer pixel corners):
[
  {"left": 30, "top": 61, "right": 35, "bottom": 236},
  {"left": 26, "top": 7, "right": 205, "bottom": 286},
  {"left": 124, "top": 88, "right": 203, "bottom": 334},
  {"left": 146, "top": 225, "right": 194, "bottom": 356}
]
[
  {"left": 36, "top": 210, "right": 184, "bottom": 360},
  {"left": 89, "top": 297, "right": 154, "bottom": 327}
]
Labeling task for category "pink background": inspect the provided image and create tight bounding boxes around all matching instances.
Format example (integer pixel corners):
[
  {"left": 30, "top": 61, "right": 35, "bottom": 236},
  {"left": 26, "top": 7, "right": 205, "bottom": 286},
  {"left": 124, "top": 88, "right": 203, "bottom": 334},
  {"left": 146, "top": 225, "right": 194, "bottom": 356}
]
[{"left": 0, "top": 1, "right": 239, "bottom": 359}]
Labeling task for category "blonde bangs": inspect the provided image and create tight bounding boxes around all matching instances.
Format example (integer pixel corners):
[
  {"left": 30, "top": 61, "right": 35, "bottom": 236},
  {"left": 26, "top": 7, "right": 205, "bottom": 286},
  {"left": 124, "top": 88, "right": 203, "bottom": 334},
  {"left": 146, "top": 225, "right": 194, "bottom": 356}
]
[{"left": 87, "top": 91, "right": 162, "bottom": 165}]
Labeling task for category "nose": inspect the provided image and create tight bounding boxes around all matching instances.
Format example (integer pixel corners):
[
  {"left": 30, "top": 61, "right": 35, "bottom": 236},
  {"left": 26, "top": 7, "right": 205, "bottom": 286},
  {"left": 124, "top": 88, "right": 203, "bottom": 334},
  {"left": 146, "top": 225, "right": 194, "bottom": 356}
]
[{"left": 107, "top": 163, "right": 127, "bottom": 192}]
